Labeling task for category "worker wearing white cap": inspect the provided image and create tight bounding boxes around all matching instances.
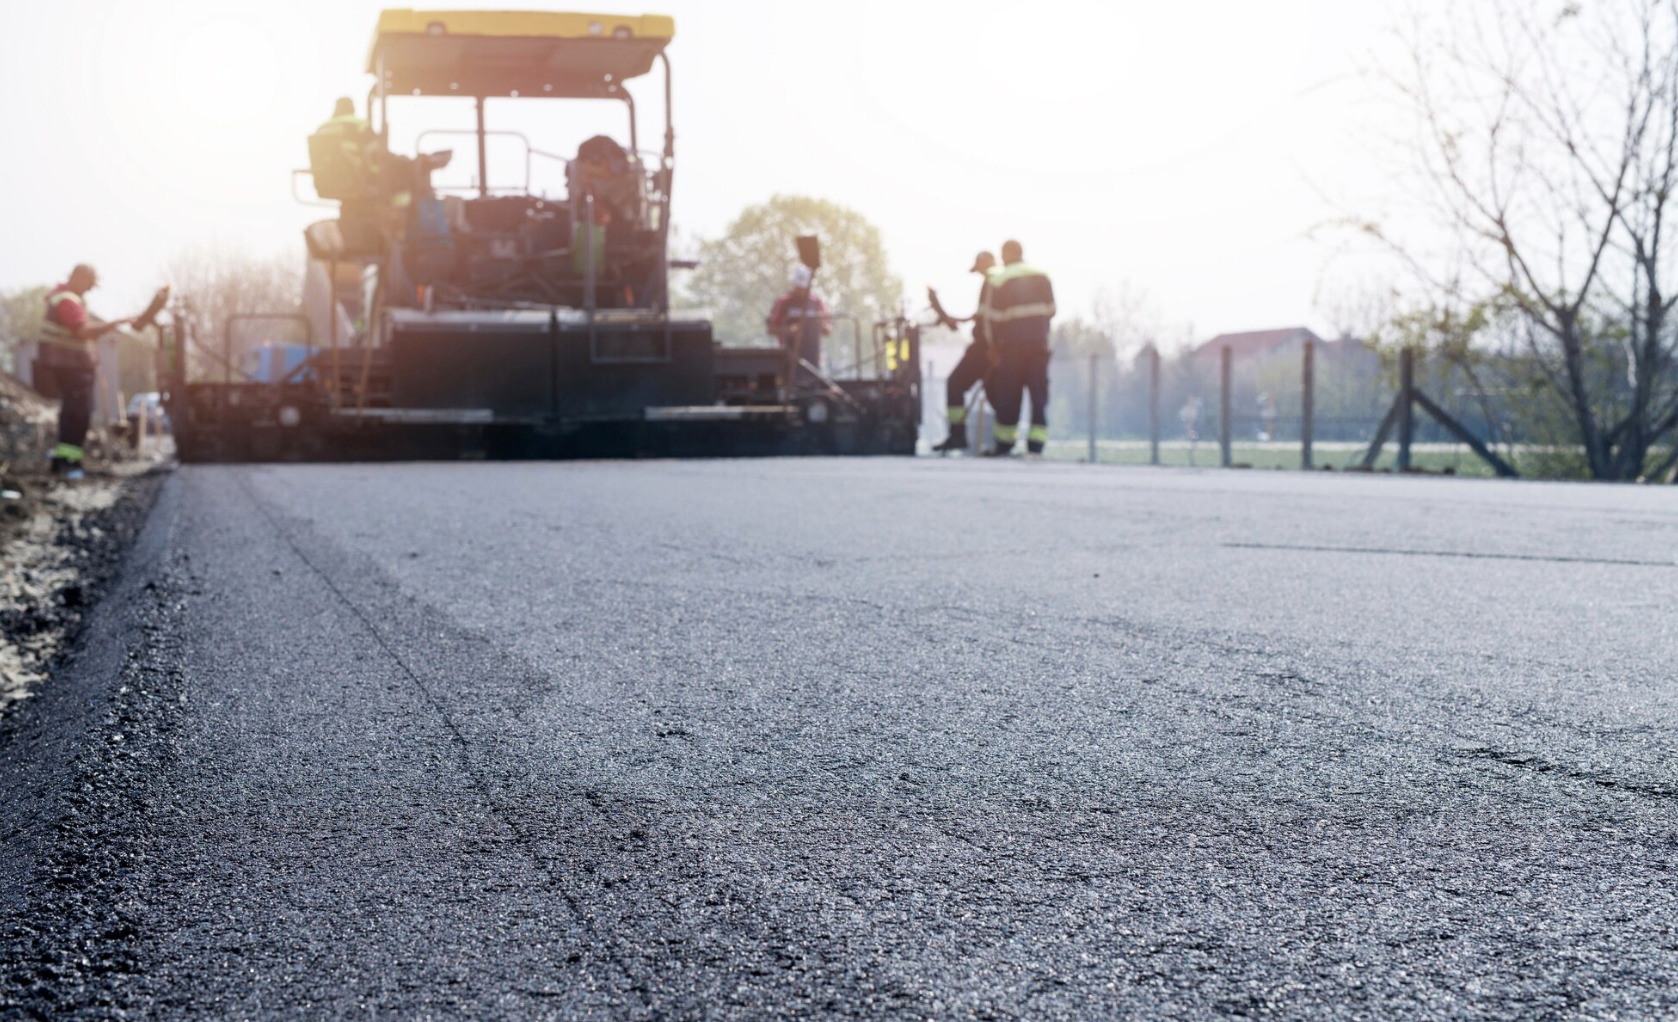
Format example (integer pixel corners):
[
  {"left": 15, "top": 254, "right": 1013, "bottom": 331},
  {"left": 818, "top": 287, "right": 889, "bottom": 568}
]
[{"left": 931, "top": 250, "right": 998, "bottom": 453}]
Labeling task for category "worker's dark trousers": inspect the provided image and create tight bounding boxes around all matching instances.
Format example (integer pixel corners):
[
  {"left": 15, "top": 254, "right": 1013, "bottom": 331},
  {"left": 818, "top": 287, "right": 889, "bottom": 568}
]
[
  {"left": 987, "top": 340, "right": 1050, "bottom": 453},
  {"left": 945, "top": 341, "right": 993, "bottom": 411},
  {"left": 795, "top": 325, "right": 822, "bottom": 370},
  {"left": 37, "top": 356, "right": 96, "bottom": 468},
  {"left": 776, "top": 326, "right": 823, "bottom": 373}
]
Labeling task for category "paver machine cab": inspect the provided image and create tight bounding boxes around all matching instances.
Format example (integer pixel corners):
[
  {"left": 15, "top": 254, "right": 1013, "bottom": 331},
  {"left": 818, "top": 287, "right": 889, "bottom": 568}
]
[{"left": 167, "top": 9, "right": 921, "bottom": 461}]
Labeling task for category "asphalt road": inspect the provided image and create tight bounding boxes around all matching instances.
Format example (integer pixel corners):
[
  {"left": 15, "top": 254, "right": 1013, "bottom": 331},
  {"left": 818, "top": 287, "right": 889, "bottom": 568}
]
[{"left": 5, "top": 459, "right": 1678, "bottom": 1020}]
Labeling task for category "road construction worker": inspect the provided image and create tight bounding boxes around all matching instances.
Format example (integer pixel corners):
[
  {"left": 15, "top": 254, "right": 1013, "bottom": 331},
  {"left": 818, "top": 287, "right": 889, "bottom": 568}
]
[
  {"left": 931, "top": 250, "right": 998, "bottom": 453},
  {"left": 37, "top": 265, "right": 131, "bottom": 478},
  {"left": 979, "top": 240, "right": 1056, "bottom": 456},
  {"left": 311, "top": 98, "right": 451, "bottom": 254},
  {"left": 310, "top": 98, "right": 386, "bottom": 253},
  {"left": 767, "top": 265, "right": 831, "bottom": 369},
  {"left": 310, "top": 98, "right": 375, "bottom": 196}
]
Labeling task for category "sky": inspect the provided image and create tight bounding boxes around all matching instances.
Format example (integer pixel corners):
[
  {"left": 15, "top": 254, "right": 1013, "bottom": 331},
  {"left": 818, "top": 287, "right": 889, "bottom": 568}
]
[{"left": 0, "top": 0, "right": 1419, "bottom": 346}]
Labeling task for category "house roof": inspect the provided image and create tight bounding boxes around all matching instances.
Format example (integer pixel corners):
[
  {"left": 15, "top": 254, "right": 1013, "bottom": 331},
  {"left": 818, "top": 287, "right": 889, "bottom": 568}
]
[{"left": 1193, "top": 327, "right": 1322, "bottom": 361}]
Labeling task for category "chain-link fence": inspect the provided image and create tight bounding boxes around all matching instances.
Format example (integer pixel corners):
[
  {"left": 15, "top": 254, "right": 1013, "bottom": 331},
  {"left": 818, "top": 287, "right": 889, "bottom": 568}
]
[{"left": 923, "top": 339, "right": 1523, "bottom": 476}]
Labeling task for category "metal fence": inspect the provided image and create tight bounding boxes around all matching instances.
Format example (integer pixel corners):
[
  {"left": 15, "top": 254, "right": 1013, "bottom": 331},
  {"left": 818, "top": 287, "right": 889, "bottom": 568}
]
[{"left": 923, "top": 341, "right": 1519, "bottom": 476}]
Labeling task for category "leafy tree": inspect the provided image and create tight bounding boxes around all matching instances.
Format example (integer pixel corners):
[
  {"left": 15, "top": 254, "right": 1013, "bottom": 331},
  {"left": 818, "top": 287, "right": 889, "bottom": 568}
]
[{"left": 680, "top": 195, "right": 903, "bottom": 348}]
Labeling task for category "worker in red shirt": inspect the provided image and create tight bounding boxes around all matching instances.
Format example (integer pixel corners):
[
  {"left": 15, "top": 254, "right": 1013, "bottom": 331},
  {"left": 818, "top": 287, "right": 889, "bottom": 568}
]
[
  {"left": 767, "top": 265, "right": 831, "bottom": 370},
  {"left": 37, "top": 265, "right": 131, "bottom": 478}
]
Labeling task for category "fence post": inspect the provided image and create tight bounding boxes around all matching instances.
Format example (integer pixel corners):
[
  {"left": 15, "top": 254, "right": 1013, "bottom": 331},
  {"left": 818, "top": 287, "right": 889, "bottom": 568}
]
[
  {"left": 1398, "top": 346, "right": 1414, "bottom": 472},
  {"left": 1149, "top": 346, "right": 1161, "bottom": 466},
  {"left": 926, "top": 359, "right": 937, "bottom": 448},
  {"left": 1087, "top": 351, "right": 1098, "bottom": 463},
  {"left": 1301, "top": 338, "right": 1314, "bottom": 470},
  {"left": 1219, "top": 344, "right": 1232, "bottom": 468}
]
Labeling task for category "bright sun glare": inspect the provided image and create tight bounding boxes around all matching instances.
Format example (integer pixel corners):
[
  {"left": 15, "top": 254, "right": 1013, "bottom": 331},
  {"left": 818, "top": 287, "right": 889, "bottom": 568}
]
[{"left": 169, "top": 18, "right": 280, "bottom": 128}]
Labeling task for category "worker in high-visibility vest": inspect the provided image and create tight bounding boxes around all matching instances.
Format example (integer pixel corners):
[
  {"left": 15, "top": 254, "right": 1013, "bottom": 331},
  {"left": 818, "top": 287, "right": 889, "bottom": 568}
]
[
  {"left": 311, "top": 98, "right": 452, "bottom": 256},
  {"left": 311, "top": 98, "right": 389, "bottom": 253},
  {"left": 311, "top": 98, "right": 376, "bottom": 195},
  {"left": 37, "top": 265, "right": 131, "bottom": 478},
  {"left": 979, "top": 240, "right": 1056, "bottom": 456}
]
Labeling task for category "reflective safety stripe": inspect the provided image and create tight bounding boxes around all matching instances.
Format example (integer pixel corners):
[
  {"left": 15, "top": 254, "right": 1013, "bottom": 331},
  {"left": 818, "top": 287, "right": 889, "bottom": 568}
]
[
  {"left": 978, "top": 263, "right": 1055, "bottom": 331},
  {"left": 52, "top": 442, "right": 83, "bottom": 463},
  {"left": 40, "top": 292, "right": 90, "bottom": 352},
  {"left": 985, "top": 262, "right": 1049, "bottom": 287},
  {"left": 947, "top": 405, "right": 967, "bottom": 425},
  {"left": 318, "top": 114, "right": 370, "bottom": 134},
  {"left": 317, "top": 115, "right": 373, "bottom": 174},
  {"left": 985, "top": 301, "right": 1057, "bottom": 323},
  {"left": 993, "top": 424, "right": 1019, "bottom": 443},
  {"left": 1027, "top": 425, "right": 1049, "bottom": 444}
]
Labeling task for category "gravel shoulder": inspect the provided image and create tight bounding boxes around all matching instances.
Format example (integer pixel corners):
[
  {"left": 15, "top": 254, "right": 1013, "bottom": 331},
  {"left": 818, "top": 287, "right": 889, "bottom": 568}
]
[
  {"left": 0, "top": 466, "right": 167, "bottom": 714},
  {"left": 0, "top": 467, "right": 169, "bottom": 971}
]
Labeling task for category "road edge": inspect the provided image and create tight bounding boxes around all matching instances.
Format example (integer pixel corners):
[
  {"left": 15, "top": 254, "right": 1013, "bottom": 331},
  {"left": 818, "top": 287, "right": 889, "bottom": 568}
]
[{"left": 0, "top": 470, "right": 182, "bottom": 1018}]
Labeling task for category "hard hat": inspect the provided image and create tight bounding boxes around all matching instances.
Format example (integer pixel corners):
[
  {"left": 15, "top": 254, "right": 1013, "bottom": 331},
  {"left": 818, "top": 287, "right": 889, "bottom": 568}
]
[
  {"left": 969, "top": 251, "right": 996, "bottom": 273},
  {"left": 790, "top": 264, "right": 813, "bottom": 289}
]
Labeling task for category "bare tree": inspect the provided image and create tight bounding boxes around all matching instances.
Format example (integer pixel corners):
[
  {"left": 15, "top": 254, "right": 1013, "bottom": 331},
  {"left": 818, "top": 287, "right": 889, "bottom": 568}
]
[
  {"left": 1374, "top": 0, "right": 1678, "bottom": 479},
  {"left": 1090, "top": 282, "right": 1158, "bottom": 360},
  {"left": 164, "top": 243, "right": 303, "bottom": 381}
]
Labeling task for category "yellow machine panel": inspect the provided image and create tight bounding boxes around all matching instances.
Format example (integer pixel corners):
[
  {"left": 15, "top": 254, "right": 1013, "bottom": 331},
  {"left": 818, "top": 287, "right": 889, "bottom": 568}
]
[
  {"left": 369, "top": 9, "right": 675, "bottom": 96},
  {"left": 373, "top": 9, "right": 673, "bottom": 42}
]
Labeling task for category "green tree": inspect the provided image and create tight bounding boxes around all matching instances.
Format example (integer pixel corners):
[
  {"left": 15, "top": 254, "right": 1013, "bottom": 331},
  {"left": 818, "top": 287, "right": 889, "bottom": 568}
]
[
  {"left": 680, "top": 195, "right": 903, "bottom": 348},
  {"left": 0, "top": 285, "right": 49, "bottom": 375}
]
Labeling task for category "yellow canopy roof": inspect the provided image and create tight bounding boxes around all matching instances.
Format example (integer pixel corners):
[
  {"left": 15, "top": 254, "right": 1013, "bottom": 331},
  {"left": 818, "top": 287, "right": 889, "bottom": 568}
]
[{"left": 369, "top": 9, "right": 676, "bottom": 98}]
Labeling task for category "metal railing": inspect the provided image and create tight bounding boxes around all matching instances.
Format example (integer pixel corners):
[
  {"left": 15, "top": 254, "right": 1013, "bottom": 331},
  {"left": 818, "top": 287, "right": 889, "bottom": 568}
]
[{"left": 923, "top": 341, "right": 1517, "bottom": 473}]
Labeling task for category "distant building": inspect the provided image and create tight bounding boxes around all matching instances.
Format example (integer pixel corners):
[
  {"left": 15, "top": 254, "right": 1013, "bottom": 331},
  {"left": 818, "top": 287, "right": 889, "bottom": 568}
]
[
  {"left": 1191, "top": 326, "right": 1377, "bottom": 363},
  {"left": 1193, "top": 326, "right": 1324, "bottom": 362}
]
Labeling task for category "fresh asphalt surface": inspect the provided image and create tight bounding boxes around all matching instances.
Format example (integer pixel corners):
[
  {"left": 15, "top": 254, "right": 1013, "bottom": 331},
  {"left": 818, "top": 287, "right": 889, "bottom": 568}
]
[{"left": 4, "top": 458, "right": 1678, "bottom": 1020}]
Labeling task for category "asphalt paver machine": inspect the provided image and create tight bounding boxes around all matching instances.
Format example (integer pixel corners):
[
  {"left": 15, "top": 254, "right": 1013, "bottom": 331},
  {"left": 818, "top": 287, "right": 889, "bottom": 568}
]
[{"left": 166, "top": 10, "right": 920, "bottom": 461}]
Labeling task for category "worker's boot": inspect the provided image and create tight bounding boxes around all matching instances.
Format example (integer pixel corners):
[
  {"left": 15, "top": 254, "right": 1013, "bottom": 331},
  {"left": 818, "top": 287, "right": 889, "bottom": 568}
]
[
  {"left": 986, "top": 427, "right": 1017, "bottom": 457},
  {"left": 932, "top": 430, "right": 968, "bottom": 454},
  {"left": 1027, "top": 425, "right": 1048, "bottom": 457}
]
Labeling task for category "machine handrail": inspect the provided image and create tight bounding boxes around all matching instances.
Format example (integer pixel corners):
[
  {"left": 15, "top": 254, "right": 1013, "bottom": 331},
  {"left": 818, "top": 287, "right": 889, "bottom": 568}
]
[
  {"left": 413, "top": 129, "right": 574, "bottom": 197},
  {"left": 222, "top": 313, "right": 316, "bottom": 389},
  {"left": 290, "top": 168, "right": 339, "bottom": 209}
]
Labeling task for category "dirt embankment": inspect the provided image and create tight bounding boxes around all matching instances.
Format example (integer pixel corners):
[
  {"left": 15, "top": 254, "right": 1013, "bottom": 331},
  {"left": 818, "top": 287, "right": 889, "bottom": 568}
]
[{"left": 0, "top": 466, "right": 167, "bottom": 715}]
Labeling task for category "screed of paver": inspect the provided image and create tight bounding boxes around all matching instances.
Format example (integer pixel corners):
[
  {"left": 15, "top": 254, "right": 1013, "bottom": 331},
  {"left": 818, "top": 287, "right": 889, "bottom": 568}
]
[{"left": 5, "top": 460, "right": 1677, "bottom": 1020}]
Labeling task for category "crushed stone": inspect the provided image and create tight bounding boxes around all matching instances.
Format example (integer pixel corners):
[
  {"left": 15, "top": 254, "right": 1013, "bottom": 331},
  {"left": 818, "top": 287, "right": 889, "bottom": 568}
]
[{"left": 0, "top": 465, "right": 165, "bottom": 715}]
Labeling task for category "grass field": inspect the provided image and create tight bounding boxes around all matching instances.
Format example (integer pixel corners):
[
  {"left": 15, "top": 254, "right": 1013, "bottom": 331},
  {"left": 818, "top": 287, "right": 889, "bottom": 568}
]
[{"left": 1036, "top": 440, "right": 1510, "bottom": 477}]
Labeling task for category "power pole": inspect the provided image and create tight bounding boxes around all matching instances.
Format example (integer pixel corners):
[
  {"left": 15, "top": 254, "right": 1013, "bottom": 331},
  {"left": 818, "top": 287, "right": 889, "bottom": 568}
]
[
  {"left": 1301, "top": 338, "right": 1314, "bottom": 470},
  {"left": 1398, "top": 346, "right": 1414, "bottom": 472},
  {"left": 1220, "top": 344, "right": 1232, "bottom": 468},
  {"left": 1148, "top": 346, "right": 1161, "bottom": 466},
  {"left": 1087, "top": 350, "right": 1098, "bottom": 463}
]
